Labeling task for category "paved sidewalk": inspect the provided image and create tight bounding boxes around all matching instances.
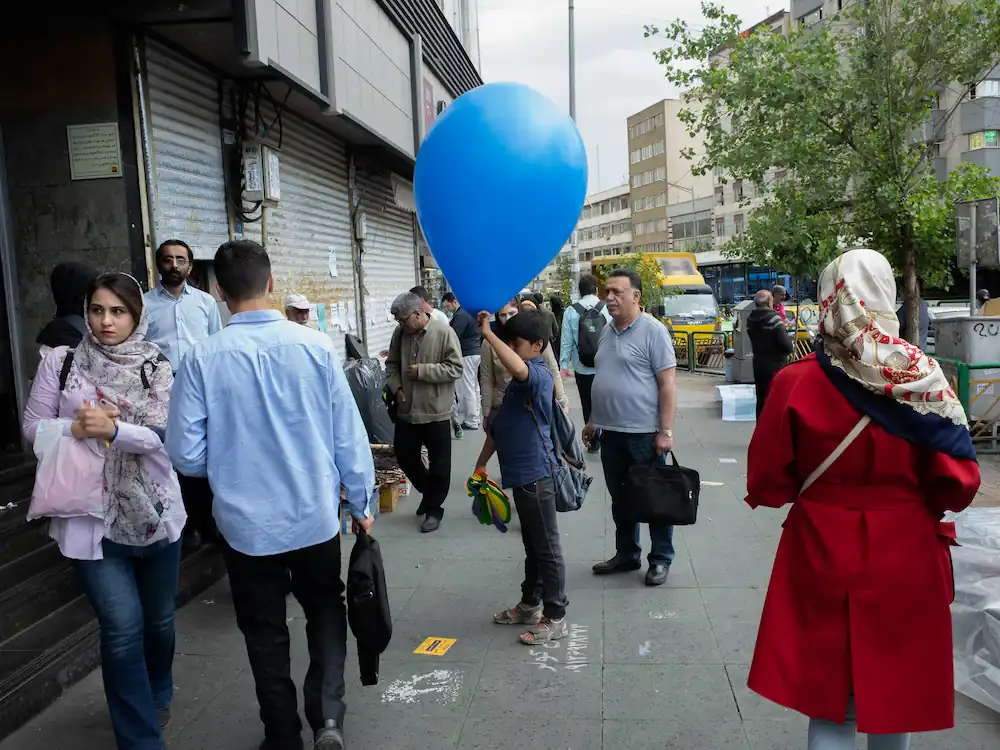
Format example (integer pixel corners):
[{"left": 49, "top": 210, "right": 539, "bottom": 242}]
[{"left": 4, "top": 374, "right": 999, "bottom": 749}]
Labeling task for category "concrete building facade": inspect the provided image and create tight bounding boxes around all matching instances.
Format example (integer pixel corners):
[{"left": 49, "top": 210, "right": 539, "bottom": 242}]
[
  {"left": 626, "top": 99, "right": 711, "bottom": 254},
  {"left": 708, "top": 10, "right": 793, "bottom": 250},
  {"left": 537, "top": 184, "right": 632, "bottom": 288},
  {"left": 789, "top": 0, "right": 999, "bottom": 182},
  {"left": 0, "top": 1, "right": 481, "bottom": 739}
]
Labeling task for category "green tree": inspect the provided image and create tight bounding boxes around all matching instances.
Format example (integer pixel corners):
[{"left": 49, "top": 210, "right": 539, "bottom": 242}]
[
  {"left": 648, "top": 0, "right": 1000, "bottom": 342},
  {"left": 591, "top": 254, "right": 668, "bottom": 312}
]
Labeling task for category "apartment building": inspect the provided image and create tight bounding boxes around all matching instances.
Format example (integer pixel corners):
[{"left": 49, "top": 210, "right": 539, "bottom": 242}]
[
  {"left": 537, "top": 184, "right": 632, "bottom": 286},
  {"left": 666, "top": 194, "right": 716, "bottom": 253},
  {"left": 790, "top": 0, "right": 999, "bottom": 183},
  {"left": 626, "top": 100, "right": 712, "bottom": 253},
  {"left": 578, "top": 184, "right": 633, "bottom": 269},
  {"left": 437, "top": 0, "right": 481, "bottom": 70},
  {"left": 709, "top": 10, "right": 793, "bottom": 249}
]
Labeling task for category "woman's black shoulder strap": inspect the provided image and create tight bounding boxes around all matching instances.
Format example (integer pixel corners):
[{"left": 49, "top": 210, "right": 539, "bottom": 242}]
[
  {"left": 58, "top": 350, "right": 75, "bottom": 392},
  {"left": 60, "top": 350, "right": 169, "bottom": 391},
  {"left": 140, "top": 353, "right": 170, "bottom": 390}
]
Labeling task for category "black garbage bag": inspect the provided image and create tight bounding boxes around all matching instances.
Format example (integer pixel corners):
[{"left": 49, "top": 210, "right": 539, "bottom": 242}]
[
  {"left": 345, "top": 333, "right": 369, "bottom": 361},
  {"left": 344, "top": 357, "right": 394, "bottom": 444}
]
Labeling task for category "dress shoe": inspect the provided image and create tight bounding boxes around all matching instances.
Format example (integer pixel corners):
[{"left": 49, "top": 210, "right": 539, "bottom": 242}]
[
  {"left": 415, "top": 501, "right": 427, "bottom": 516},
  {"left": 421, "top": 515, "right": 441, "bottom": 533},
  {"left": 592, "top": 557, "right": 641, "bottom": 575},
  {"left": 158, "top": 707, "right": 171, "bottom": 730},
  {"left": 645, "top": 564, "right": 669, "bottom": 587},
  {"left": 314, "top": 721, "right": 346, "bottom": 750}
]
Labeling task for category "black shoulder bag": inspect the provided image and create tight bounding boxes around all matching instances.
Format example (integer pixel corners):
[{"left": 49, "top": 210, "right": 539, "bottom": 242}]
[{"left": 626, "top": 451, "right": 700, "bottom": 526}]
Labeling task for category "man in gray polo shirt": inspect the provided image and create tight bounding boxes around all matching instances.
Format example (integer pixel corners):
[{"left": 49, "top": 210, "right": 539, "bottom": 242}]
[{"left": 582, "top": 268, "right": 677, "bottom": 587}]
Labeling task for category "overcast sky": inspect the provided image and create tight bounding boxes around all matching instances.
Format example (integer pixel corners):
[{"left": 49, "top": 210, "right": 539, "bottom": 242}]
[{"left": 478, "top": 0, "right": 783, "bottom": 196}]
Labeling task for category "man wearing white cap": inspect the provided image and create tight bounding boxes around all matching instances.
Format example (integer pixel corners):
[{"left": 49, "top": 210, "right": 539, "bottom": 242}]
[{"left": 285, "top": 293, "right": 311, "bottom": 325}]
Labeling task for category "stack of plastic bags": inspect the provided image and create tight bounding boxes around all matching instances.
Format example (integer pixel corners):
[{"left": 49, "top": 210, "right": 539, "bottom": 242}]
[{"left": 466, "top": 470, "right": 511, "bottom": 533}]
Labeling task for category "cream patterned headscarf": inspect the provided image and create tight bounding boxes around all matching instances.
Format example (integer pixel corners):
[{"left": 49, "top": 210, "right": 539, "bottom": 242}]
[
  {"left": 74, "top": 274, "right": 173, "bottom": 544},
  {"left": 817, "top": 248, "right": 967, "bottom": 428}
]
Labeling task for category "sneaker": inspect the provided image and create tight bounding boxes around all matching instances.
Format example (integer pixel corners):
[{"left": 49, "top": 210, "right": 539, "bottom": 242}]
[
  {"left": 453, "top": 423, "right": 464, "bottom": 439},
  {"left": 493, "top": 602, "right": 542, "bottom": 626},
  {"left": 519, "top": 616, "right": 568, "bottom": 645},
  {"left": 461, "top": 422, "right": 480, "bottom": 431}
]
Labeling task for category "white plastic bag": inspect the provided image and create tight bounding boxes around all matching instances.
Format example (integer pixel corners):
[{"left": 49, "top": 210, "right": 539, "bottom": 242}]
[
  {"left": 950, "top": 508, "right": 1000, "bottom": 715},
  {"left": 27, "top": 420, "right": 105, "bottom": 520}
]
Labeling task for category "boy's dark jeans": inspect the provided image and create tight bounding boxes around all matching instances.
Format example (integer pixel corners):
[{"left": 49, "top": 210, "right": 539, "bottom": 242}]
[{"left": 512, "top": 476, "right": 568, "bottom": 619}]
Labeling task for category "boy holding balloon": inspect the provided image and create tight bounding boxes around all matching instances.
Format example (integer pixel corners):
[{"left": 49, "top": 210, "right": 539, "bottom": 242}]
[{"left": 473, "top": 308, "right": 569, "bottom": 645}]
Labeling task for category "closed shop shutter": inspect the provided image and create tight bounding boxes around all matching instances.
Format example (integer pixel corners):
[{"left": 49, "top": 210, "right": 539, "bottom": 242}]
[
  {"left": 144, "top": 41, "right": 230, "bottom": 260},
  {"left": 357, "top": 171, "right": 417, "bottom": 356},
  {"left": 239, "top": 103, "right": 356, "bottom": 362}
]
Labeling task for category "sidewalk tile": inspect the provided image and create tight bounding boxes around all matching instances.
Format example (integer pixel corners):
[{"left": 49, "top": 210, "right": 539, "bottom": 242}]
[
  {"left": 602, "top": 664, "right": 740, "bottom": 723},
  {"left": 602, "top": 719, "right": 751, "bottom": 749},
  {"left": 458, "top": 717, "right": 602, "bottom": 750},
  {"left": 470, "top": 661, "right": 602, "bottom": 719},
  {"left": 604, "top": 589, "right": 722, "bottom": 665},
  {"left": 725, "top": 663, "right": 799, "bottom": 721},
  {"left": 6, "top": 373, "right": 1000, "bottom": 749}
]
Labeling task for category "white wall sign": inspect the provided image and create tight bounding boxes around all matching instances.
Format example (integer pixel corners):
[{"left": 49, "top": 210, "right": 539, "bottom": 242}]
[{"left": 67, "top": 123, "right": 123, "bottom": 181}]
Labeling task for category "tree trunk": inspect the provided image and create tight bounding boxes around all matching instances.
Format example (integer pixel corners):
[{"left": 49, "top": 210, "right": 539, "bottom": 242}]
[{"left": 900, "top": 223, "right": 920, "bottom": 347}]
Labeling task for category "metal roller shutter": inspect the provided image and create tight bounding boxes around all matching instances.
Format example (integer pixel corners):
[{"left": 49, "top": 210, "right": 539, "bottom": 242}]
[
  {"left": 239, "top": 103, "right": 356, "bottom": 362},
  {"left": 144, "top": 42, "right": 230, "bottom": 260},
  {"left": 357, "top": 171, "right": 418, "bottom": 356}
]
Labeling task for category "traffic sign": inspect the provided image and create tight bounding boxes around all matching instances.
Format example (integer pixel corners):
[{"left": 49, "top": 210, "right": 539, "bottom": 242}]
[{"left": 957, "top": 197, "right": 1000, "bottom": 269}]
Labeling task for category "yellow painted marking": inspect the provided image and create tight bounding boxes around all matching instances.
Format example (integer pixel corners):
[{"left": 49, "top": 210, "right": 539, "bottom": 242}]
[{"left": 413, "top": 637, "right": 457, "bottom": 656}]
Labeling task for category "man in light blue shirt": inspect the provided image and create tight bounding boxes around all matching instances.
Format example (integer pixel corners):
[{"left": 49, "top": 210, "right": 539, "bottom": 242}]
[
  {"left": 559, "top": 274, "right": 611, "bottom": 452},
  {"left": 146, "top": 239, "right": 223, "bottom": 549},
  {"left": 144, "top": 239, "right": 223, "bottom": 373},
  {"left": 166, "top": 239, "right": 374, "bottom": 750}
]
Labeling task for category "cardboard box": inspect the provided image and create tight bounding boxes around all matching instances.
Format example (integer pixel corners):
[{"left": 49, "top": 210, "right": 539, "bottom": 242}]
[
  {"left": 378, "top": 483, "right": 399, "bottom": 513},
  {"left": 340, "top": 487, "right": 380, "bottom": 535}
]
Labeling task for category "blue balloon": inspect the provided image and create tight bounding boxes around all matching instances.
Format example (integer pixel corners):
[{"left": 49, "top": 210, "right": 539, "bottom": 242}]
[{"left": 414, "top": 83, "right": 588, "bottom": 315}]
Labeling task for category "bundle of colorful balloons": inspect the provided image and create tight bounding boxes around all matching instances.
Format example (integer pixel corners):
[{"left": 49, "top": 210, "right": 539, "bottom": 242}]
[
  {"left": 414, "top": 82, "right": 588, "bottom": 315},
  {"left": 466, "top": 470, "right": 511, "bottom": 533}
]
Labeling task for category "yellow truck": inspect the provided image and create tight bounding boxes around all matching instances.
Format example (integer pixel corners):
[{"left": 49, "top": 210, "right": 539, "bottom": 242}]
[
  {"left": 590, "top": 252, "right": 726, "bottom": 366},
  {"left": 590, "top": 252, "right": 723, "bottom": 335}
]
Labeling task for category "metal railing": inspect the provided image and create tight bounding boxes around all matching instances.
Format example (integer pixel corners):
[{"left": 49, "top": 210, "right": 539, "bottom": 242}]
[
  {"left": 671, "top": 331, "right": 732, "bottom": 374},
  {"left": 672, "top": 331, "right": 691, "bottom": 370},
  {"left": 935, "top": 357, "right": 1000, "bottom": 454}
]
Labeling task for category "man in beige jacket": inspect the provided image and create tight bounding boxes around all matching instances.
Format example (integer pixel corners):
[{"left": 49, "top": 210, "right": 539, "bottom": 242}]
[{"left": 386, "top": 292, "right": 464, "bottom": 532}]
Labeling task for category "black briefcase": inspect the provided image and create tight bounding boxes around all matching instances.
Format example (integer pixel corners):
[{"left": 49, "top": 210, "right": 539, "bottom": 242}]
[{"left": 626, "top": 452, "right": 700, "bottom": 526}]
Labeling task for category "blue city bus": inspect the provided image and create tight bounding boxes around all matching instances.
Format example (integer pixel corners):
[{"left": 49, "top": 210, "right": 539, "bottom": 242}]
[{"left": 699, "top": 259, "right": 817, "bottom": 306}]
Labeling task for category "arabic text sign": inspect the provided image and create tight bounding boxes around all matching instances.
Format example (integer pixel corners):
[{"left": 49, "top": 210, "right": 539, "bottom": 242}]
[{"left": 67, "top": 123, "right": 123, "bottom": 181}]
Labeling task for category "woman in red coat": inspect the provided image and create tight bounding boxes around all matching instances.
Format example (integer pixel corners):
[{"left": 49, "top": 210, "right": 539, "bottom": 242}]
[{"left": 746, "top": 248, "right": 980, "bottom": 749}]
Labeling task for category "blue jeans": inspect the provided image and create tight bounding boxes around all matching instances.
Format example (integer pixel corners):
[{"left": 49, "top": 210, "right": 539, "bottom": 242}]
[
  {"left": 808, "top": 698, "right": 910, "bottom": 750},
  {"left": 600, "top": 431, "right": 676, "bottom": 566},
  {"left": 75, "top": 538, "right": 182, "bottom": 750}
]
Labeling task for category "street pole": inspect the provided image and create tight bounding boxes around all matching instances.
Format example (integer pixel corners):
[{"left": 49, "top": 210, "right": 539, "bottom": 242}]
[
  {"left": 569, "top": 0, "right": 580, "bottom": 292},
  {"left": 970, "top": 202, "right": 978, "bottom": 316}
]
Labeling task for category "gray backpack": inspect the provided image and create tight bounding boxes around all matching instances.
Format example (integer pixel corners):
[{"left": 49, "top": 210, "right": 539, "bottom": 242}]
[{"left": 526, "top": 398, "right": 592, "bottom": 512}]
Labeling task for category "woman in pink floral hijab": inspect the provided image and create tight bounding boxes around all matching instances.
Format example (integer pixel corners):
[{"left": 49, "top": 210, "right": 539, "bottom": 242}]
[{"left": 23, "top": 272, "right": 185, "bottom": 749}]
